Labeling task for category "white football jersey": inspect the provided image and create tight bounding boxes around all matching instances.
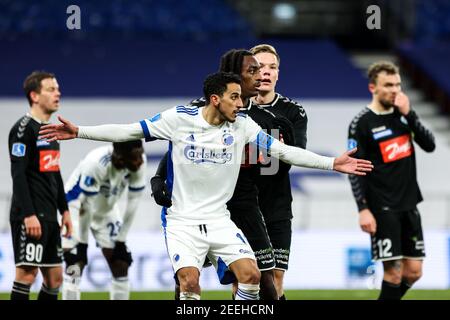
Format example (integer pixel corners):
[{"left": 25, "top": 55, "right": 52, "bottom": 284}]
[
  {"left": 139, "top": 106, "right": 261, "bottom": 226},
  {"left": 65, "top": 145, "right": 146, "bottom": 218}
]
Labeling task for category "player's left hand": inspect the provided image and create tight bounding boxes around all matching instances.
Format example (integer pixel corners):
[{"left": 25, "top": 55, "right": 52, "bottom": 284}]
[
  {"left": 333, "top": 148, "right": 373, "bottom": 176},
  {"left": 112, "top": 241, "right": 133, "bottom": 265},
  {"left": 150, "top": 175, "right": 172, "bottom": 207},
  {"left": 61, "top": 210, "right": 73, "bottom": 237},
  {"left": 39, "top": 116, "right": 79, "bottom": 142},
  {"left": 394, "top": 92, "right": 410, "bottom": 115}
]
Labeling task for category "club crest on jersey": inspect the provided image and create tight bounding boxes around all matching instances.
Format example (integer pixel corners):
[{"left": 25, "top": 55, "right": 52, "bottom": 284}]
[
  {"left": 222, "top": 133, "right": 234, "bottom": 146},
  {"left": 39, "top": 150, "right": 60, "bottom": 172},
  {"left": 84, "top": 176, "right": 95, "bottom": 187},
  {"left": 11, "top": 143, "right": 26, "bottom": 157},
  {"left": 347, "top": 139, "right": 357, "bottom": 150},
  {"left": 379, "top": 134, "right": 412, "bottom": 163}
]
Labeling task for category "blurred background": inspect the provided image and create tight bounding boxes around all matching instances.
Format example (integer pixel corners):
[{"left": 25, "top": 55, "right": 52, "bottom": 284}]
[{"left": 0, "top": 0, "right": 449, "bottom": 296}]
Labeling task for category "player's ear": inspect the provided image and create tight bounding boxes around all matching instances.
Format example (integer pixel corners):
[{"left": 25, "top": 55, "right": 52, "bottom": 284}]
[
  {"left": 30, "top": 91, "right": 39, "bottom": 104},
  {"left": 210, "top": 94, "right": 220, "bottom": 107},
  {"left": 368, "top": 83, "right": 376, "bottom": 94}
]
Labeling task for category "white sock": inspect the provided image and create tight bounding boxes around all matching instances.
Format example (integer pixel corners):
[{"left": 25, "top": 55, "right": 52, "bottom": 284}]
[
  {"left": 235, "top": 283, "right": 260, "bottom": 300},
  {"left": 180, "top": 292, "right": 201, "bottom": 300},
  {"left": 62, "top": 274, "right": 81, "bottom": 300},
  {"left": 110, "top": 277, "right": 130, "bottom": 300}
]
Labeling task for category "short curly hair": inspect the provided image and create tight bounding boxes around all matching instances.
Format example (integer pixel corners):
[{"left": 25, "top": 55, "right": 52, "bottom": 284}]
[{"left": 367, "top": 61, "right": 399, "bottom": 84}]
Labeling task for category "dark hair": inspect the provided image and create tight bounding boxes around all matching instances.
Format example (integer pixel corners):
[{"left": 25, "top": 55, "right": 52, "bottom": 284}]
[
  {"left": 23, "top": 71, "right": 55, "bottom": 106},
  {"left": 219, "top": 49, "right": 253, "bottom": 75},
  {"left": 203, "top": 72, "right": 241, "bottom": 104},
  {"left": 113, "top": 140, "right": 143, "bottom": 155},
  {"left": 367, "top": 61, "right": 399, "bottom": 84}
]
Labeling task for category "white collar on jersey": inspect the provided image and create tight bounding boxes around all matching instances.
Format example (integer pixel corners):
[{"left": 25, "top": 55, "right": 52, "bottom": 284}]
[
  {"left": 253, "top": 93, "right": 280, "bottom": 108},
  {"left": 242, "top": 98, "right": 255, "bottom": 111},
  {"left": 367, "top": 105, "right": 394, "bottom": 115},
  {"left": 26, "top": 112, "right": 50, "bottom": 124}
]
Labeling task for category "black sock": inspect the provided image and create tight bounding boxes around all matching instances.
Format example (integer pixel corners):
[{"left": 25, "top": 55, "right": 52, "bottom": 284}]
[
  {"left": 11, "top": 281, "right": 31, "bottom": 300},
  {"left": 279, "top": 294, "right": 286, "bottom": 300},
  {"left": 378, "top": 280, "right": 401, "bottom": 300},
  {"left": 400, "top": 279, "right": 412, "bottom": 298},
  {"left": 37, "top": 283, "right": 59, "bottom": 300},
  {"left": 259, "top": 272, "right": 278, "bottom": 300},
  {"left": 174, "top": 284, "right": 180, "bottom": 300}
]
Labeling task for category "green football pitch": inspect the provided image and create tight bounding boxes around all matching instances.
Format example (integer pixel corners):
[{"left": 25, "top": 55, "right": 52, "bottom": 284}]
[{"left": 1, "top": 290, "right": 450, "bottom": 300}]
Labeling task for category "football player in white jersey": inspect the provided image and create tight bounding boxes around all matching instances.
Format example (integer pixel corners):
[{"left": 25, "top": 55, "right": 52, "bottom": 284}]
[
  {"left": 40, "top": 72, "right": 373, "bottom": 300},
  {"left": 61, "top": 140, "right": 146, "bottom": 300}
]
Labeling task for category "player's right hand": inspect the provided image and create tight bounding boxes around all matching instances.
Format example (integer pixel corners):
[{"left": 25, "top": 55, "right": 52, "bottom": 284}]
[
  {"left": 150, "top": 175, "right": 172, "bottom": 207},
  {"left": 333, "top": 148, "right": 373, "bottom": 176},
  {"left": 39, "top": 116, "right": 78, "bottom": 142},
  {"left": 24, "top": 215, "right": 42, "bottom": 240},
  {"left": 359, "top": 209, "right": 377, "bottom": 235}
]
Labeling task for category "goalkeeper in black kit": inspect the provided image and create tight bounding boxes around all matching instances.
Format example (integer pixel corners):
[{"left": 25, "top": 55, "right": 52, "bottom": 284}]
[{"left": 348, "top": 61, "right": 435, "bottom": 300}]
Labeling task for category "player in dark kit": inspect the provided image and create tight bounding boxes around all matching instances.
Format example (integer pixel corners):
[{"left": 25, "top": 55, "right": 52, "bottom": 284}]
[
  {"left": 8, "top": 71, "right": 72, "bottom": 300},
  {"left": 249, "top": 44, "right": 308, "bottom": 300},
  {"left": 348, "top": 61, "right": 435, "bottom": 300},
  {"left": 217, "top": 50, "right": 279, "bottom": 299}
]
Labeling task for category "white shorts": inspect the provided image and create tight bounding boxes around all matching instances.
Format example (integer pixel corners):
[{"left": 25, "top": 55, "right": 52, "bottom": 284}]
[
  {"left": 62, "top": 202, "right": 122, "bottom": 249},
  {"left": 164, "top": 218, "right": 256, "bottom": 274}
]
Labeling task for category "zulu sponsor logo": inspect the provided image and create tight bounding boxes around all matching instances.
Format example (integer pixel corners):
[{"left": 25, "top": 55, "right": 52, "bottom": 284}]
[
  {"left": 39, "top": 150, "right": 60, "bottom": 171},
  {"left": 379, "top": 134, "right": 412, "bottom": 163}
]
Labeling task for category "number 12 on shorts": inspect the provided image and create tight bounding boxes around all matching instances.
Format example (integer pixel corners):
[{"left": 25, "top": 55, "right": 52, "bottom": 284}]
[{"left": 377, "top": 239, "right": 392, "bottom": 258}]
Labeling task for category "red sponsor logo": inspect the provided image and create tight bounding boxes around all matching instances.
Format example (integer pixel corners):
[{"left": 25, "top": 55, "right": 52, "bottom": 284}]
[
  {"left": 39, "top": 150, "right": 60, "bottom": 172},
  {"left": 379, "top": 134, "right": 412, "bottom": 163}
]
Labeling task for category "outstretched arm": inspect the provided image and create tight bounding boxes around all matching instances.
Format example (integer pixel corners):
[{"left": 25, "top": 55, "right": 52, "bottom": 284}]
[
  {"left": 256, "top": 132, "right": 373, "bottom": 175},
  {"left": 39, "top": 116, "right": 144, "bottom": 142}
]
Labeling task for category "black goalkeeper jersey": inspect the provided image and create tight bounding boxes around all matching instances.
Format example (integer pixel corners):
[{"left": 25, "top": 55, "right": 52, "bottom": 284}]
[
  {"left": 9, "top": 114, "right": 68, "bottom": 222},
  {"left": 228, "top": 95, "right": 307, "bottom": 220},
  {"left": 348, "top": 107, "right": 435, "bottom": 213},
  {"left": 253, "top": 94, "right": 308, "bottom": 222}
]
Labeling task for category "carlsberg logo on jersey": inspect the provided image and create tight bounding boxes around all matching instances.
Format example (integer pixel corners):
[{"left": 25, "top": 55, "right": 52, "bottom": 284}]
[
  {"left": 183, "top": 133, "right": 233, "bottom": 164},
  {"left": 184, "top": 146, "right": 233, "bottom": 164}
]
